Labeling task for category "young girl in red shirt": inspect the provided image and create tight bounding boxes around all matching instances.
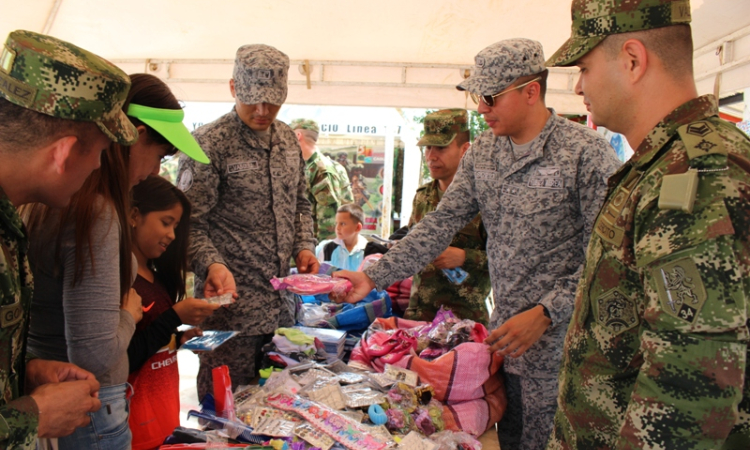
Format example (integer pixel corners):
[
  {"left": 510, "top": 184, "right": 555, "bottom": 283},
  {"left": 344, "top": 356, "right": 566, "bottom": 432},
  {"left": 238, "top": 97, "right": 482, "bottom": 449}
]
[{"left": 127, "top": 175, "right": 221, "bottom": 449}]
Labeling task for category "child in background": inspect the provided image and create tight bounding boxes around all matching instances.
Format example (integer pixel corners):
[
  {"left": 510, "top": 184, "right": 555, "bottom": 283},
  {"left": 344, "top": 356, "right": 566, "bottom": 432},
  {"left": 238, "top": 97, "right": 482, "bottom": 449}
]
[
  {"left": 127, "top": 175, "right": 221, "bottom": 450},
  {"left": 315, "top": 203, "right": 368, "bottom": 271}
]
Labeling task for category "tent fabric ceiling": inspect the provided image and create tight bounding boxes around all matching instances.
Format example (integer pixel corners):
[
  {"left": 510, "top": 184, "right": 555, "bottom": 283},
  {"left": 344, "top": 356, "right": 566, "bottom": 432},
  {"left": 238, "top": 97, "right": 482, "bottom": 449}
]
[{"left": 1, "top": 0, "right": 749, "bottom": 114}]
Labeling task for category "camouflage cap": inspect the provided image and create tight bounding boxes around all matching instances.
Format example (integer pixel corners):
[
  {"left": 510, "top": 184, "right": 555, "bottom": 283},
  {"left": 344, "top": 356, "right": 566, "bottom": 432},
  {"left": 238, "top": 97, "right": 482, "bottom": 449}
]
[
  {"left": 546, "top": 0, "right": 692, "bottom": 67},
  {"left": 417, "top": 109, "right": 468, "bottom": 147},
  {"left": 290, "top": 118, "right": 319, "bottom": 142},
  {"left": 290, "top": 118, "right": 319, "bottom": 133},
  {"left": 233, "top": 44, "right": 289, "bottom": 106},
  {"left": 457, "top": 39, "right": 546, "bottom": 96},
  {"left": 0, "top": 30, "right": 137, "bottom": 145}
]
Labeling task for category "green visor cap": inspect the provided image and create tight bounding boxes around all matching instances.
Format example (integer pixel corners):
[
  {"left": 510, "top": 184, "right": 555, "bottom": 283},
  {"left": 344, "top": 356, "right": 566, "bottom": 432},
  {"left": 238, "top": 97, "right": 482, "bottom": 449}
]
[{"left": 127, "top": 103, "right": 210, "bottom": 164}]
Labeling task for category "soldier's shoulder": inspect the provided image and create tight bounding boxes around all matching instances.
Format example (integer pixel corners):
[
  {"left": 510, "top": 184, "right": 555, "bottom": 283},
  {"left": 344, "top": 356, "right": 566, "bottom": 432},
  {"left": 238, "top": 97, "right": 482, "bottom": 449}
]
[
  {"left": 193, "top": 111, "right": 236, "bottom": 142},
  {"left": 415, "top": 182, "right": 433, "bottom": 194},
  {"left": 472, "top": 129, "right": 496, "bottom": 148},
  {"left": 553, "top": 114, "right": 610, "bottom": 147},
  {"left": 676, "top": 117, "right": 750, "bottom": 162},
  {"left": 316, "top": 156, "right": 338, "bottom": 175},
  {"left": 273, "top": 120, "right": 296, "bottom": 139}
]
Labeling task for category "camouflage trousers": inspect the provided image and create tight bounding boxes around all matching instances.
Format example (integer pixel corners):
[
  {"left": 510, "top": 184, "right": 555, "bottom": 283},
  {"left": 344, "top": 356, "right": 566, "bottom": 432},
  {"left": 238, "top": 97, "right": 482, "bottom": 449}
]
[
  {"left": 497, "top": 371, "right": 558, "bottom": 450},
  {"left": 197, "top": 334, "right": 273, "bottom": 401}
]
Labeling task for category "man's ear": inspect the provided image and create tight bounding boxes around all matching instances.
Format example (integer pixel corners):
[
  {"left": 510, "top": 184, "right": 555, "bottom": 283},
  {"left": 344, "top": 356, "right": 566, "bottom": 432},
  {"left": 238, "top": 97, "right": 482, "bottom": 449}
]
[
  {"left": 294, "top": 130, "right": 303, "bottom": 142},
  {"left": 525, "top": 80, "right": 542, "bottom": 105},
  {"left": 356, "top": 222, "right": 363, "bottom": 233},
  {"left": 460, "top": 141, "right": 471, "bottom": 156},
  {"left": 49, "top": 135, "right": 79, "bottom": 174},
  {"left": 621, "top": 39, "right": 649, "bottom": 84},
  {"left": 229, "top": 79, "right": 236, "bottom": 98}
]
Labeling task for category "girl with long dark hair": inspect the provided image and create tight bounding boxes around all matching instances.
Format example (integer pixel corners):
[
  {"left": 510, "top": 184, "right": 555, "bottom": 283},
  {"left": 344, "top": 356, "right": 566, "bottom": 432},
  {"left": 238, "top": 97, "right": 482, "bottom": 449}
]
[
  {"left": 24, "top": 73, "right": 210, "bottom": 450},
  {"left": 127, "top": 175, "right": 219, "bottom": 449}
]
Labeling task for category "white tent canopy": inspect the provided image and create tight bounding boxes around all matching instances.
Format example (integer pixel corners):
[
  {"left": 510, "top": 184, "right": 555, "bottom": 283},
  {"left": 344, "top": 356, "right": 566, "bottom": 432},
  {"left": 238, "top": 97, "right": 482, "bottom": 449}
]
[{"left": 2, "top": 0, "right": 749, "bottom": 114}]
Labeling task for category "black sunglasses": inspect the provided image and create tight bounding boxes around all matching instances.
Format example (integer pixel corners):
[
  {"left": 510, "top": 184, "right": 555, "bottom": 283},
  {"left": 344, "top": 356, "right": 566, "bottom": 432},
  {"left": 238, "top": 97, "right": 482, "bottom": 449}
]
[{"left": 469, "top": 76, "right": 542, "bottom": 107}]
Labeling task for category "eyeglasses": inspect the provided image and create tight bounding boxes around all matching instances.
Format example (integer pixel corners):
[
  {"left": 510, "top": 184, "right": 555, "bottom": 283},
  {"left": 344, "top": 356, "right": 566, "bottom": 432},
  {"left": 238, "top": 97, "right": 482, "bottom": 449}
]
[{"left": 469, "top": 76, "right": 542, "bottom": 107}]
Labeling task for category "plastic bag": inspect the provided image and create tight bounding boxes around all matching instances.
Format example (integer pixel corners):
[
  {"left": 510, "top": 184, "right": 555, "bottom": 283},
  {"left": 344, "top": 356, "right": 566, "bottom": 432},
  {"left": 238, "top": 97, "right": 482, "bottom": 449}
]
[
  {"left": 270, "top": 274, "right": 352, "bottom": 301},
  {"left": 429, "top": 430, "right": 482, "bottom": 450},
  {"left": 213, "top": 365, "right": 236, "bottom": 421},
  {"left": 182, "top": 331, "right": 239, "bottom": 351},
  {"left": 298, "top": 303, "right": 335, "bottom": 327}
]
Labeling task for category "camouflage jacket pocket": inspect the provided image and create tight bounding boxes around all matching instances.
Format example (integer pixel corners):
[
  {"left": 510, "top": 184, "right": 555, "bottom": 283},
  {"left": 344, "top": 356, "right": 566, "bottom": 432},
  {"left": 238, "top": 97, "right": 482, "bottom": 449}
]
[{"left": 500, "top": 184, "right": 571, "bottom": 217}]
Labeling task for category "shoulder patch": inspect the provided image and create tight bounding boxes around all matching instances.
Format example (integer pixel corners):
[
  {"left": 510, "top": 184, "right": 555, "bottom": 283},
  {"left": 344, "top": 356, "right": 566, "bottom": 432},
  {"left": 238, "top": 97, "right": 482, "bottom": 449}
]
[
  {"left": 177, "top": 170, "right": 193, "bottom": 192},
  {"left": 677, "top": 120, "right": 727, "bottom": 161},
  {"left": 594, "top": 288, "right": 640, "bottom": 334},
  {"left": 652, "top": 256, "right": 707, "bottom": 323},
  {"left": 685, "top": 121, "right": 711, "bottom": 137}
]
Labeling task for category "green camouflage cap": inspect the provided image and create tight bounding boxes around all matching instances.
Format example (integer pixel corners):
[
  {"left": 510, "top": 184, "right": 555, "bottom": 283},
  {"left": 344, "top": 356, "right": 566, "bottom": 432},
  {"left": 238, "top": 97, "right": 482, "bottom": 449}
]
[
  {"left": 233, "top": 44, "right": 289, "bottom": 106},
  {"left": 457, "top": 39, "right": 546, "bottom": 96},
  {"left": 547, "top": 0, "right": 692, "bottom": 67},
  {"left": 0, "top": 30, "right": 137, "bottom": 145},
  {"left": 290, "top": 118, "right": 319, "bottom": 142},
  {"left": 417, "top": 109, "right": 468, "bottom": 147},
  {"left": 290, "top": 118, "right": 319, "bottom": 133}
]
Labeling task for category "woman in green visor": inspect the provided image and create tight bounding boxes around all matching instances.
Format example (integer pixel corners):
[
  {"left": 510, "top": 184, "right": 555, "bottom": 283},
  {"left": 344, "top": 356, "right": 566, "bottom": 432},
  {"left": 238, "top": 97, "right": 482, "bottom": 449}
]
[{"left": 25, "top": 73, "right": 211, "bottom": 450}]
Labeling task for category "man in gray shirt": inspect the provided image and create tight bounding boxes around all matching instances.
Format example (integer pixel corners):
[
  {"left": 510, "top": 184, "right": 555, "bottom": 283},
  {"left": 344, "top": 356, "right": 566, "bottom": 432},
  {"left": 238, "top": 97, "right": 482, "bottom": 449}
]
[
  {"left": 337, "top": 38, "right": 621, "bottom": 450},
  {"left": 177, "top": 44, "right": 318, "bottom": 398}
]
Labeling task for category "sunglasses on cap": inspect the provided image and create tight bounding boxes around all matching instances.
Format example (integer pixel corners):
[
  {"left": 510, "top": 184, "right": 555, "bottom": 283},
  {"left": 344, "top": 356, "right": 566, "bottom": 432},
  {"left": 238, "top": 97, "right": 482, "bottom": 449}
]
[{"left": 470, "top": 76, "right": 542, "bottom": 107}]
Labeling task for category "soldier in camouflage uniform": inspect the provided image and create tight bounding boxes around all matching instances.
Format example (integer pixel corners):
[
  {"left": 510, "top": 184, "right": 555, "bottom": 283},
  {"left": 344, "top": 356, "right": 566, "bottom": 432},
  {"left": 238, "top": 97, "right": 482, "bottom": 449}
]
[
  {"left": 331, "top": 158, "right": 353, "bottom": 198},
  {"left": 0, "top": 30, "right": 138, "bottom": 447},
  {"left": 404, "top": 109, "right": 491, "bottom": 326},
  {"left": 337, "top": 152, "right": 352, "bottom": 179},
  {"left": 336, "top": 39, "right": 620, "bottom": 450},
  {"left": 177, "top": 45, "right": 318, "bottom": 399},
  {"left": 291, "top": 118, "right": 354, "bottom": 241},
  {"left": 546, "top": 1, "right": 750, "bottom": 448}
]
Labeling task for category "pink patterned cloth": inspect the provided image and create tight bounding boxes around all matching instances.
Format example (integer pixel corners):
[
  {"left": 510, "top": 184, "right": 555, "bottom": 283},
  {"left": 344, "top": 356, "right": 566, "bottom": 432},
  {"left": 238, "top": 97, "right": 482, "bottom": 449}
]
[{"left": 349, "top": 317, "right": 506, "bottom": 436}]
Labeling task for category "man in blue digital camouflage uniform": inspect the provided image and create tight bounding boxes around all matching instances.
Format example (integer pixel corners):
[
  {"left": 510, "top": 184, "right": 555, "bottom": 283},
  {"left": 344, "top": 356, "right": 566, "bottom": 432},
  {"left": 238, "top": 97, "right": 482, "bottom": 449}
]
[
  {"left": 177, "top": 44, "right": 319, "bottom": 399},
  {"left": 337, "top": 39, "right": 621, "bottom": 450}
]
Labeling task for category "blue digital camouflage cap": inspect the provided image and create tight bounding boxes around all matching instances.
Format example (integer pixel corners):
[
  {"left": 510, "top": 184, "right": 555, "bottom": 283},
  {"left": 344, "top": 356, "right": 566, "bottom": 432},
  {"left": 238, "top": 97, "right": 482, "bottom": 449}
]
[
  {"left": 547, "top": 0, "right": 692, "bottom": 67},
  {"left": 233, "top": 44, "right": 289, "bottom": 106},
  {"left": 0, "top": 30, "right": 137, "bottom": 145},
  {"left": 457, "top": 39, "right": 546, "bottom": 96}
]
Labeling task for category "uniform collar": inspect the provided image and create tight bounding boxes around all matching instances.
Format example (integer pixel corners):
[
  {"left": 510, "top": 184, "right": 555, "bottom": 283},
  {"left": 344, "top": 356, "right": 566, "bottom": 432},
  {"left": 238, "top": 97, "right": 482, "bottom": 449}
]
[
  {"left": 428, "top": 179, "right": 442, "bottom": 204},
  {"left": 0, "top": 186, "right": 25, "bottom": 241},
  {"left": 629, "top": 95, "right": 718, "bottom": 171},
  {"left": 306, "top": 150, "right": 321, "bottom": 166},
  {"left": 231, "top": 108, "right": 277, "bottom": 150},
  {"left": 499, "top": 108, "right": 560, "bottom": 174}
]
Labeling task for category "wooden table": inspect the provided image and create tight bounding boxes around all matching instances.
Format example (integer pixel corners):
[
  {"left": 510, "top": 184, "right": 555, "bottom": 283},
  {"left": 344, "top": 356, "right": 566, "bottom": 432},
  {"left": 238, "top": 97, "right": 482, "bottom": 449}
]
[{"left": 479, "top": 427, "right": 500, "bottom": 450}]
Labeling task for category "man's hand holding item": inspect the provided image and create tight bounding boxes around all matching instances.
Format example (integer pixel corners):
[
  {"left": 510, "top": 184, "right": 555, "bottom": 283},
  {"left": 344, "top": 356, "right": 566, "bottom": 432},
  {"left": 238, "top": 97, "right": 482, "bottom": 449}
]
[{"left": 333, "top": 270, "right": 375, "bottom": 304}]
